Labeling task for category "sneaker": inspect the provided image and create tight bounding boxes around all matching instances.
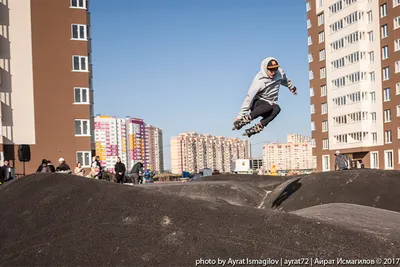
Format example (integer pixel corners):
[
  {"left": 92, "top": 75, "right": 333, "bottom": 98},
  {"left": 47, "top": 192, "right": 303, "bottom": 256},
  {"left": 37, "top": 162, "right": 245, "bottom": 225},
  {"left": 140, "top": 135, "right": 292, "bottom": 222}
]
[
  {"left": 242, "top": 123, "right": 264, "bottom": 137},
  {"left": 232, "top": 115, "right": 252, "bottom": 130}
]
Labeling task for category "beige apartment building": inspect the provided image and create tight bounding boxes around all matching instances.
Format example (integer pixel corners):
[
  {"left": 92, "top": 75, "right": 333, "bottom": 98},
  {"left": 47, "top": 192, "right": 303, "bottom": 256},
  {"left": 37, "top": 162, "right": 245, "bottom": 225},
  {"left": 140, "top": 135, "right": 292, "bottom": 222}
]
[
  {"left": 170, "top": 132, "right": 250, "bottom": 174},
  {"left": 307, "top": 0, "right": 400, "bottom": 171},
  {"left": 146, "top": 125, "right": 164, "bottom": 173},
  {"left": 263, "top": 134, "right": 313, "bottom": 171},
  {"left": 0, "top": 0, "right": 94, "bottom": 174}
]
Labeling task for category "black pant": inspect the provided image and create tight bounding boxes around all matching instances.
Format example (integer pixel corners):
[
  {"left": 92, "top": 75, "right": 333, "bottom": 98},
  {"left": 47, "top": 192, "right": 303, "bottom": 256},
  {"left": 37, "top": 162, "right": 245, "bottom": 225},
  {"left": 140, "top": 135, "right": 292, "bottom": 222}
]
[
  {"left": 250, "top": 100, "right": 281, "bottom": 127},
  {"left": 116, "top": 173, "right": 125, "bottom": 183}
]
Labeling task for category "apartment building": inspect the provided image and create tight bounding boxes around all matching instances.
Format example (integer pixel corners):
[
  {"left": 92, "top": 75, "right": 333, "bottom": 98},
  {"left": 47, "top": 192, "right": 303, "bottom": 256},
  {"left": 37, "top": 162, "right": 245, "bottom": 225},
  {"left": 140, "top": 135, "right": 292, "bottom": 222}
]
[
  {"left": 94, "top": 116, "right": 127, "bottom": 171},
  {"left": 126, "top": 117, "right": 149, "bottom": 170},
  {"left": 94, "top": 116, "right": 164, "bottom": 173},
  {"left": 263, "top": 134, "right": 313, "bottom": 171},
  {"left": 0, "top": 0, "right": 94, "bottom": 173},
  {"left": 307, "top": 0, "right": 400, "bottom": 171},
  {"left": 146, "top": 125, "right": 164, "bottom": 173},
  {"left": 170, "top": 132, "right": 250, "bottom": 174}
]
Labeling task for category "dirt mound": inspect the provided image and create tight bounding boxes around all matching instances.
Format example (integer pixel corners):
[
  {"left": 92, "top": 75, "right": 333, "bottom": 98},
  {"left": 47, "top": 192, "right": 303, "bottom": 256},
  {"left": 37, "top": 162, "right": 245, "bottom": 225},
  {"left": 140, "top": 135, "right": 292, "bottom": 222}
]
[
  {"left": 142, "top": 181, "right": 267, "bottom": 208},
  {"left": 262, "top": 169, "right": 400, "bottom": 212},
  {"left": 1, "top": 173, "right": 399, "bottom": 266},
  {"left": 194, "top": 174, "right": 291, "bottom": 190},
  {"left": 292, "top": 203, "right": 400, "bottom": 241}
]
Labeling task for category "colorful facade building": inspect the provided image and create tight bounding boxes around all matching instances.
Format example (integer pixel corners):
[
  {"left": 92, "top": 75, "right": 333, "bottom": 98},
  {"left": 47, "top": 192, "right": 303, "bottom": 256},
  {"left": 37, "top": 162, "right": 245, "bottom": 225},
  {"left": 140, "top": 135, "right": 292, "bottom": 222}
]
[{"left": 94, "top": 116, "right": 163, "bottom": 173}]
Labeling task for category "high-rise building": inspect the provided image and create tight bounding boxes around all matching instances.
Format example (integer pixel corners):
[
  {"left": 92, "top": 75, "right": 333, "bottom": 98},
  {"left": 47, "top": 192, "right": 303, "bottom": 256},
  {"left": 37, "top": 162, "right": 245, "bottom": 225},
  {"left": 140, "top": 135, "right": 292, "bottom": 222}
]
[
  {"left": 170, "top": 132, "right": 250, "bottom": 174},
  {"left": 306, "top": 0, "right": 400, "bottom": 171},
  {"left": 94, "top": 116, "right": 128, "bottom": 171},
  {"left": 146, "top": 125, "right": 164, "bottom": 173},
  {"left": 94, "top": 116, "right": 163, "bottom": 173},
  {"left": 263, "top": 134, "right": 313, "bottom": 171},
  {"left": 126, "top": 117, "right": 149, "bottom": 170},
  {"left": 0, "top": 0, "right": 94, "bottom": 173}
]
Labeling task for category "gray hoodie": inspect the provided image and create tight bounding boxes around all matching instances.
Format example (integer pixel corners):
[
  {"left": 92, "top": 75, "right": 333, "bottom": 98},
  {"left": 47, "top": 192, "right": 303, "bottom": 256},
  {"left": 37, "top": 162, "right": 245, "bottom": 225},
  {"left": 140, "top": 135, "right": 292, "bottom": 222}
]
[{"left": 238, "top": 57, "right": 295, "bottom": 117}]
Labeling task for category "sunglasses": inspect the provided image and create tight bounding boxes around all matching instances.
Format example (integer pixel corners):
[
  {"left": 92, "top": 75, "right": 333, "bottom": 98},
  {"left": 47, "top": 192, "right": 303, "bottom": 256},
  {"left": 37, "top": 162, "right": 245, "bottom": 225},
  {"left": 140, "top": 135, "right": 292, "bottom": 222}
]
[{"left": 268, "top": 67, "right": 279, "bottom": 72}]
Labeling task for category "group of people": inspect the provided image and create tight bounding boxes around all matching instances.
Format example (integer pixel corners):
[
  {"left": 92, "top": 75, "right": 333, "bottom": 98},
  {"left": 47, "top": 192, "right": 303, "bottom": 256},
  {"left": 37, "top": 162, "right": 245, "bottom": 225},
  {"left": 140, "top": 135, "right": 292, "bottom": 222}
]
[
  {"left": 35, "top": 155, "right": 152, "bottom": 184},
  {"left": 37, "top": 158, "right": 71, "bottom": 173}
]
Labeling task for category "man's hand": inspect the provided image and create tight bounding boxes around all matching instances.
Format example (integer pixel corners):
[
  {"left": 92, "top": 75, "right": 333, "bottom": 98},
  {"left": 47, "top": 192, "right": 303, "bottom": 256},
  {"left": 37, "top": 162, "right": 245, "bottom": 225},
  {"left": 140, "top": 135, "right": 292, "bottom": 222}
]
[{"left": 290, "top": 87, "right": 297, "bottom": 95}]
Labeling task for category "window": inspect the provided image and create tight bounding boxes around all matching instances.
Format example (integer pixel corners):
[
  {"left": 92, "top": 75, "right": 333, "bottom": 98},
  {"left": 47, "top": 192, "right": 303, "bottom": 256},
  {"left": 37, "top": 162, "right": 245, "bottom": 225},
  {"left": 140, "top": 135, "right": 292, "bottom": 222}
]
[
  {"left": 321, "top": 85, "right": 327, "bottom": 96},
  {"left": 395, "top": 0, "right": 400, "bottom": 8},
  {"left": 321, "top": 102, "right": 327, "bottom": 114},
  {"left": 381, "top": 24, "right": 388, "bottom": 38},
  {"left": 397, "top": 105, "right": 400, "bottom": 116},
  {"left": 320, "top": 67, "right": 326, "bottom": 79},
  {"left": 397, "top": 83, "right": 400, "bottom": 95},
  {"left": 71, "top": 24, "right": 87, "bottom": 40},
  {"left": 370, "top": 152, "right": 378, "bottom": 169},
  {"left": 368, "top": 51, "right": 374, "bottom": 63},
  {"left": 398, "top": 127, "right": 400, "bottom": 139},
  {"left": 77, "top": 151, "right": 91, "bottom": 168},
  {"left": 311, "top": 139, "right": 316, "bottom": 147},
  {"left": 318, "top": 13, "right": 324, "bottom": 25},
  {"left": 72, "top": 56, "right": 88, "bottom": 72},
  {"left": 309, "top": 70, "right": 314, "bottom": 80},
  {"left": 322, "top": 155, "right": 330, "bottom": 172},
  {"left": 312, "top": 156, "right": 317, "bottom": 169},
  {"left": 310, "top": 104, "right": 315, "bottom": 114},
  {"left": 308, "top": 36, "right": 312, "bottom": 46},
  {"left": 372, "top": 132, "right": 377, "bottom": 143},
  {"left": 368, "top": 31, "right": 374, "bottom": 42},
  {"left": 74, "top": 87, "right": 89, "bottom": 104},
  {"left": 306, "top": 1, "right": 311, "bottom": 11},
  {"left": 385, "top": 130, "right": 392, "bottom": 143},
  {"left": 307, "top": 19, "right": 312, "bottom": 29},
  {"left": 383, "top": 88, "right": 390, "bottom": 101},
  {"left": 384, "top": 109, "right": 391, "bottom": 122},
  {"left": 308, "top": 53, "right": 313, "bottom": 63},
  {"left": 317, "top": 0, "right": 323, "bottom": 8},
  {"left": 319, "top": 31, "right": 324, "bottom": 43},
  {"left": 319, "top": 49, "right": 325, "bottom": 61},
  {"left": 370, "top": 92, "right": 376, "bottom": 103},
  {"left": 382, "top": 46, "right": 389, "bottom": 59},
  {"left": 322, "top": 139, "right": 329, "bottom": 149},
  {"left": 322, "top": 120, "right": 328, "bottom": 132},
  {"left": 384, "top": 150, "right": 394, "bottom": 169},
  {"left": 311, "top": 121, "right": 315, "bottom": 131},
  {"left": 396, "top": 61, "right": 400, "bottom": 73},
  {"left": 398, "top": 149, "right": 400, "bottom": 164},
  {"left": 395, "top": 16, "right": 400, "bottom": 29},
  {"left": 383, "top": 67, "right": 390, "bottom": 80},
  {"left": 381, "top": 4, "right": 387, "bottom": 17},
  {"left": 369, "top": 71, "right": 375, "bottom": 81},
  {"left": 371, "top": 112, "right": 376, "bottom": 123},
  {"left": 395, "top": 39, "right": 400, "bottom": 52},
  {"left": 75, "top": 119, "right": 90, "bottom": 136},
  {"left": 70, "top": 0, "right": 86, "bottom": 9},
  {"left": 310, "top": 87, "right": 314, "bottom": 97},
  {"left": 367, "top": 11, "right": 373, "bottom": 23}
]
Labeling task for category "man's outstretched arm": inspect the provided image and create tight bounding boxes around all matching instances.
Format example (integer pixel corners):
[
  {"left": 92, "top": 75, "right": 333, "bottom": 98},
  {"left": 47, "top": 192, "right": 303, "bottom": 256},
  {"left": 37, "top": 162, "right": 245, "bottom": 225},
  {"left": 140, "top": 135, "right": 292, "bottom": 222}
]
[{"left": 280, "top": 68, "right": 297, "bottom": 94}]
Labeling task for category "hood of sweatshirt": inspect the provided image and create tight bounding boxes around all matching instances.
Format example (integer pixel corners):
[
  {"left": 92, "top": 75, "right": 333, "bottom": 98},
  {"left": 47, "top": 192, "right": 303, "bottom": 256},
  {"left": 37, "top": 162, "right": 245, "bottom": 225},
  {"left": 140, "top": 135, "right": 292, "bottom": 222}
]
[{"left": 259, "top": 56, "right": 279, "bottom": 78}]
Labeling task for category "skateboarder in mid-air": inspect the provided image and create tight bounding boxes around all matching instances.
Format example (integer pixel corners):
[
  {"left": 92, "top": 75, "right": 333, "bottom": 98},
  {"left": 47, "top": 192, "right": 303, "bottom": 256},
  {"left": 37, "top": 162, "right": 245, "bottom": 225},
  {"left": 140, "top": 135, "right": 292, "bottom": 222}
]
[{"left": 232, "top": 57, "right": 298, "bottom": 137}]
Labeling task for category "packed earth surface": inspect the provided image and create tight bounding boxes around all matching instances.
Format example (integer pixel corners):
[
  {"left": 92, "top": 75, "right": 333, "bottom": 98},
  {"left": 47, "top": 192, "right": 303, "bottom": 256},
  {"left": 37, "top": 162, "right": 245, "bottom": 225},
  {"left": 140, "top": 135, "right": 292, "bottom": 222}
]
[{"left": 1, "top": 169, "right": 399, "bottom": 266}]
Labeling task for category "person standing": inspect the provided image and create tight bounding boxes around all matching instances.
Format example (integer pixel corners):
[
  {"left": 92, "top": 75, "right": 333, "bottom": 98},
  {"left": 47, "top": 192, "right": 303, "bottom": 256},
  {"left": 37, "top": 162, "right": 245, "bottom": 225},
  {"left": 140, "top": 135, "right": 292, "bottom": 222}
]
[
  {"left": 334, "top": 150, "right": 348, "bottom": 171},
  {"left": 114, "top": 157, "right": 126, "bottom": 184}
]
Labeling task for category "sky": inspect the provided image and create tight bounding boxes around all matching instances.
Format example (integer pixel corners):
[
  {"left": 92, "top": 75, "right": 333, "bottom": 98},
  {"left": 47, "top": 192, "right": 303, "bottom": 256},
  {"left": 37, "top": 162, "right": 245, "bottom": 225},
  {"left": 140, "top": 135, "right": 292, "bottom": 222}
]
[{"left": 90, "top": 0, "right": 311, "bottom": 170}]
